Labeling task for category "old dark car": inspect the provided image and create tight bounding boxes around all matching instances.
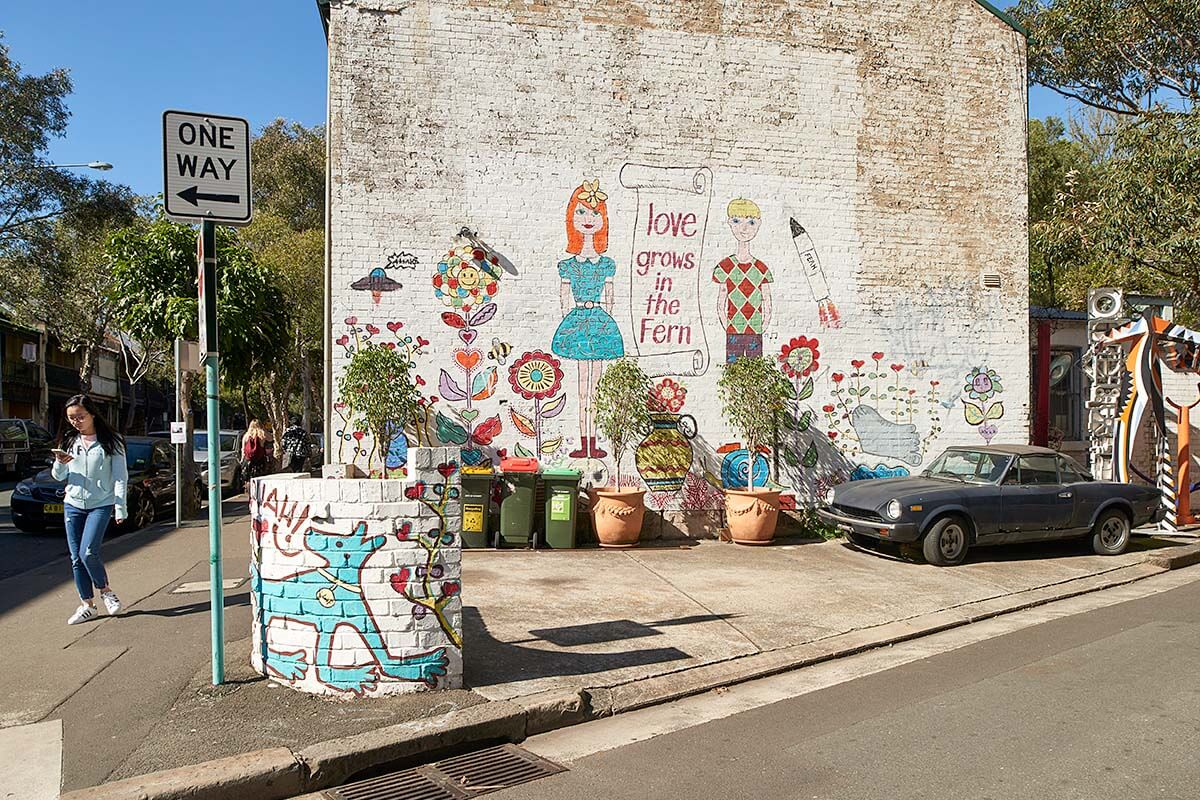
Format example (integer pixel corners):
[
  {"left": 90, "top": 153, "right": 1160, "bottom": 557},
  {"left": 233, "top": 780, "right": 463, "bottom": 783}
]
[
  {"left": 0, "top": 418, "right": 55, "bottom": 478},
  {"left": 817, "top": 445, "right": 1163, "bottom": 566},
  {"left": 10, "top": 437, "right": 204, "bottom": 534}
]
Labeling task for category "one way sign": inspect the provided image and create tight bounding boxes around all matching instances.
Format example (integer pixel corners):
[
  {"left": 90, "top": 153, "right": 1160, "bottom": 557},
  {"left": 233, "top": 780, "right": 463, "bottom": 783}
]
[{"left": 163, "top": 110, "right": 252, "bottom": 226}]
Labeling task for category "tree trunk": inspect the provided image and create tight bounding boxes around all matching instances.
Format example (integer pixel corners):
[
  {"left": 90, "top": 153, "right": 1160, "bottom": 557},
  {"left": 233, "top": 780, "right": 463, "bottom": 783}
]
[
  {"left": 180, "top": 371, "right": 200, "bottom": 517},
  {"left": 241, "top": 384, "right": 250, "bottom": 426},
  {"left": 79, "top": 344, "right": 95, "bottom": 395}
]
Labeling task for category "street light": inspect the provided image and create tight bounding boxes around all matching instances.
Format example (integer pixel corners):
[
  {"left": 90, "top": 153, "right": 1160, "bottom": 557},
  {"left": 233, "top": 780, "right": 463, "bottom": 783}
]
[{"left": 33, "top": 161, "right": 113, "bottom": 171}]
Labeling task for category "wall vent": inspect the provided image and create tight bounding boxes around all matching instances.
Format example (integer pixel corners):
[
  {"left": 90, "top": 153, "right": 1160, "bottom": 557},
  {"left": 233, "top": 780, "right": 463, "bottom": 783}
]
[{"left": 980, "top": 273, "right": 1002, "bottom": 290}]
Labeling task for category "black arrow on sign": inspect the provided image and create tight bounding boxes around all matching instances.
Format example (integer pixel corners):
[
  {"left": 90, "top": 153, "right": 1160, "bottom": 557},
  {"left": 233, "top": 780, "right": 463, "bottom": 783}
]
[{"left": 177, "top": 186, "right": 241, "bottom": 206}]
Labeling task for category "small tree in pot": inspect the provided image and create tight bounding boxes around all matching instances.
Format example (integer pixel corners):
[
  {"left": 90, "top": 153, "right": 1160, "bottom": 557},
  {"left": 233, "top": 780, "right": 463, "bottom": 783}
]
[
  {"left": 337, "top": 344, "right": 420, "bottom": 478},
  {"left": 718, "top": 356, "right": 793, "bottom": 544},
  {"left": 592, "top": 358, "right": 652, "bottom": 547}
]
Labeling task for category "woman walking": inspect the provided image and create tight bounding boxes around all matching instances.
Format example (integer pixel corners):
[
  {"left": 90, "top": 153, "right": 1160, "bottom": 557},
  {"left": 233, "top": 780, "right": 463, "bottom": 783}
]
[
  {"left": 240, "top": 420, "right": 272, "bottom": 491},
  {"left": 51, "top": 395, "right": 127, "bottom": 625}
]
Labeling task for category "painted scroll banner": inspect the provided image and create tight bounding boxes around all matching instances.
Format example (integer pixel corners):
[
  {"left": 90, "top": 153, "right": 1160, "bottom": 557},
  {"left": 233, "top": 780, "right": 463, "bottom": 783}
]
[{"left": 620, "top": 163, "right": 714, "bottom": 377}]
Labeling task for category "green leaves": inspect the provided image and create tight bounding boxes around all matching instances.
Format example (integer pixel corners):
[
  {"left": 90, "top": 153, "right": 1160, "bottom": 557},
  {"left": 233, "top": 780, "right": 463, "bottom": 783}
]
[
  {"left": 594, "top": 359, "right": 652, "bottom": 482},
  {"left": 340, "top": 345, "right": 421, "bottom": 460},
  {"left": 718, "top": 356, "right": 792, "bottom": 463}
]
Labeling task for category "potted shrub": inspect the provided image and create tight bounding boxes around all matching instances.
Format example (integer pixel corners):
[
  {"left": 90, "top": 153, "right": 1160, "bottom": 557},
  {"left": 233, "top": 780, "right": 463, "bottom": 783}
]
[
  {"left": 591, "top": 358, "right": 652, "bottom": 547},
  {"left": 337, "top": 344, "right": 420, "bottom": 477},
  {"left": 718, "top": 356, "right": 792, "bottom": 544}
]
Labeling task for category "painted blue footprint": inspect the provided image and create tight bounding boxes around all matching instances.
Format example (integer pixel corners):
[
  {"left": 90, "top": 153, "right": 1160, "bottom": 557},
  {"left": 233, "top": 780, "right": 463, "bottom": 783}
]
[
  {"left": 379, "top": 647, "right": 449, "bottom": 686},
  {"left": 265, "top": 648, "right": 309, "bottom": 681}
]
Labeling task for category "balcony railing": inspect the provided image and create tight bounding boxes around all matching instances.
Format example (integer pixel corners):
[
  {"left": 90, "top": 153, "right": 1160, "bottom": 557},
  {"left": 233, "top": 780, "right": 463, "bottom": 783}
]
[{"left": 1, "top": 360, "right": 41, "bottom": 388}]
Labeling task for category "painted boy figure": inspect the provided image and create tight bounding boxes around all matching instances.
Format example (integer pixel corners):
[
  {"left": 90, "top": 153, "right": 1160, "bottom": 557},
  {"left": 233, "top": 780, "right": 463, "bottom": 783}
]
[{"left": 713, "top": 198, "right": 773, "bottom": 363}]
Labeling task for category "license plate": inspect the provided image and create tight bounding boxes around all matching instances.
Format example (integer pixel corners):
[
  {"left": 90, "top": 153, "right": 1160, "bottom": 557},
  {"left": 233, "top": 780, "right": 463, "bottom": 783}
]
[{"left": 44, "top": 503, "right": 64, "bottom": 514}]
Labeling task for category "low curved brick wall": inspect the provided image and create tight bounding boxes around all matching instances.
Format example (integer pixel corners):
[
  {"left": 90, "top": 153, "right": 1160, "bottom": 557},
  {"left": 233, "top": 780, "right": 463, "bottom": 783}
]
[{"left": 249, "top": 447, "right": 463, "bottom": 697}]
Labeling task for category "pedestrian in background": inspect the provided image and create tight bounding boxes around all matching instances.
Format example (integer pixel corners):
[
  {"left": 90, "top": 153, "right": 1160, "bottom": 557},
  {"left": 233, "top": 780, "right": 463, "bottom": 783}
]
[
  {"left": 52, "top": 395, "right": 127, "bottom": 625},
  {"left": 240, "top": 419, "right": 272, "bottom": 492},
  {"left": 280, "top": 415, "right": 313, "bottom": 473}
]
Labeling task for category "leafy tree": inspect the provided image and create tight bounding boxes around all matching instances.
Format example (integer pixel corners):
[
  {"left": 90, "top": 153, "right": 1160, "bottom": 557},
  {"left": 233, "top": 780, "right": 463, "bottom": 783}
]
[
  {"left": 239, "top": 119, "right": 326, "bottom": 449},
  {"left": 718, "top": 357, "right": 792, "bottom": 490},
  {"left": 337, "top": 344, "right": 418, "bottom": 477},
  {"left": 593, "top": 359, "right": 651, "bottom": 489},
  {"left": 107, "top": 213, "right": 291, "bottom": 506},
  {"left": 1013, "top": 0, "right": 1199, "bottom": 318}
]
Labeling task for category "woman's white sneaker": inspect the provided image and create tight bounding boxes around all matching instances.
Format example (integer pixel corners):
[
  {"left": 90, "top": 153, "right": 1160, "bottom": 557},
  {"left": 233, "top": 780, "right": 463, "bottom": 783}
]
[
  {"left": 68, "top": 605, "right": 97, "bottom": 625},
  {"left": 101, "top": 591, "right": 122, "bottom": 615}
]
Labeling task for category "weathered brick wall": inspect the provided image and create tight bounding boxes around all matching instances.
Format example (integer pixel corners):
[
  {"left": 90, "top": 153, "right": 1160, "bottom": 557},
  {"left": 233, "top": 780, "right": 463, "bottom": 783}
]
[
  {"left": 250, "top": 447, "right": 463, "bottom": 696},
  {"left": 324, "top": 0, "right": 1029, "bottom": 518}
]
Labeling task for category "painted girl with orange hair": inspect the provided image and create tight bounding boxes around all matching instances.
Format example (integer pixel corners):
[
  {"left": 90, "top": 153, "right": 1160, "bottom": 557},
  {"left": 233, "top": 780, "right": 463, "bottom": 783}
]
[{"left": 551, "top": 179, "right": 625, "bottom": 458}]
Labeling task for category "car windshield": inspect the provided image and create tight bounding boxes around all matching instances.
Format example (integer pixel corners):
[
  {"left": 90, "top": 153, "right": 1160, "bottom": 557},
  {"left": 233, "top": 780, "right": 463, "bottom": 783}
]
[
  {"left": 125, "top": 442, "right": 154, "bottom": 469},
  {"left": 923, "top": 450, "right": 1010, "bottom": 484},
  {"left": 194, "top": 433, "right": 238, "bottom": 452}
]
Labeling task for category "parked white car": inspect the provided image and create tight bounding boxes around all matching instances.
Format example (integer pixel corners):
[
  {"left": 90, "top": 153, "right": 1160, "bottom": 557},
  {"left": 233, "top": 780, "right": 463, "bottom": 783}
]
[{"left": 149, "top": 428, "right": 242, "bottom": 489}]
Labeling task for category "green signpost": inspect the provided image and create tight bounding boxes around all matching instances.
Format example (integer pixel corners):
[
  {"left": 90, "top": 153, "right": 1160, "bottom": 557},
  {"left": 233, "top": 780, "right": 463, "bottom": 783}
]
[{"left": 163, "top": 110, "right": 253, "bottom": 685}]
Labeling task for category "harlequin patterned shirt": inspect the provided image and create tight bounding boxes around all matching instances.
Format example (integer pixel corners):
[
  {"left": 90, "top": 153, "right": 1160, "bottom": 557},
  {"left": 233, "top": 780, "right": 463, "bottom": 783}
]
[{"left": 712, "top": 257, "right": 773, "bottom": 335}]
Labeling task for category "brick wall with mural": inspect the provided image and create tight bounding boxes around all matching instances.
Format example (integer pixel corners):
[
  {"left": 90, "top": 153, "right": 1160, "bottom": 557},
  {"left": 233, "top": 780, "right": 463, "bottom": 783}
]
[{"left": 322, "top": 0, "right": 1030, "bottom": 526}]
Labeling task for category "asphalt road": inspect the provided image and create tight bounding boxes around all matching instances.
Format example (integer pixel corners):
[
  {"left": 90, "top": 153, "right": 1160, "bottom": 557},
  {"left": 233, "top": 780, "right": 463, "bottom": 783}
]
[
  {"left": 495, "top": 576, "right": 1200, "bottom": 800},
  {"left": 0, "top": 480, "right": 71, "bottom": 581}
]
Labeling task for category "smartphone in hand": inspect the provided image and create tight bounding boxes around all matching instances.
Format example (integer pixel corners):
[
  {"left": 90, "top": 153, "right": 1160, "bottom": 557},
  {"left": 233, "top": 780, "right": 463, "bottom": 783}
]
[{"left": 52, "top": 448, "right": 73, "bottom": 463}]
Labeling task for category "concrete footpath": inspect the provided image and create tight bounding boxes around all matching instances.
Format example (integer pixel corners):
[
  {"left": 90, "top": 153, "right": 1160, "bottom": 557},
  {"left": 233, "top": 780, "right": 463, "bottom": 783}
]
[{"left": 3, "top": 510, "right": 1199, "bottom": 799}]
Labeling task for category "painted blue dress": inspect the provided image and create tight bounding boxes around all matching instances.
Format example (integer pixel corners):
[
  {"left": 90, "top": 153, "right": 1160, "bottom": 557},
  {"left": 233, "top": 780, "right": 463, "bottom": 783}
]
[{"left": 551, "top": 256, "right": 625, "bottom": 361}]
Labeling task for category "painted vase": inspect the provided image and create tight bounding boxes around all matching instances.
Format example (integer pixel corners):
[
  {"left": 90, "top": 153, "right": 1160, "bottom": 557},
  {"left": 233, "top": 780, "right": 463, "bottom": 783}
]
[{"left": 635, "top": 412, "right": 696, "bottom": 494}]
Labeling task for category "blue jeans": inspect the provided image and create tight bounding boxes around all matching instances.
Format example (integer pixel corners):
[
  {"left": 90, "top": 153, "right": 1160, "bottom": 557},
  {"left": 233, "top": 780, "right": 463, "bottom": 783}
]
[{"left": 64, "top": 504, "right": 112, "bottom": 601}]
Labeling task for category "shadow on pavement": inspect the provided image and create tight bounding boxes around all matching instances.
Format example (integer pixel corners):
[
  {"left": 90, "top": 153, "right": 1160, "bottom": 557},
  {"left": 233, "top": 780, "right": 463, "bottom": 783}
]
[
  {"left": 463, "top": 606, "right": 692, "bottom": 688},
  {"left": 526, "top": 613, "right": 742, "bottom": 647},
  {"left": 841, "top": 533, "right": 1191, "bottom": 565},
  {"left": 121, "top": 591, "right": 252, "bottom": 619},
  {"left": 0, "top": 496, "right": 250, "bottom": 619}
]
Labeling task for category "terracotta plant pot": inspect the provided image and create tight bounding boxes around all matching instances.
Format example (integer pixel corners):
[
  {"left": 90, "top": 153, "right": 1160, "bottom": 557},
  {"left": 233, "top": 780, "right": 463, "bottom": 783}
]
[
  {"left": 590, "top": 487, "right": 646, "bottom": 548},
  {"left": 724, "top": 488, "right": 781, "bottom": 545}
]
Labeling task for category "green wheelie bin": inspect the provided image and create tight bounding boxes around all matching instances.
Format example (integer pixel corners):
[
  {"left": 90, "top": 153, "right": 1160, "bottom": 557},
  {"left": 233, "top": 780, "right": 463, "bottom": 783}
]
[
  {"left": 542, "top": 468, "right": 581, "bottom": 548},
  {"left": 460, "top": 465, "right": 494, "bottom": 548},
  {"left": 498, "top": 457, "right": 539, "bottom": 547}
]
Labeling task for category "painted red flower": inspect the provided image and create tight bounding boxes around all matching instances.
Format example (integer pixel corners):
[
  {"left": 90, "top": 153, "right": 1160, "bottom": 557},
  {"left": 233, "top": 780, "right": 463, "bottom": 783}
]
[
  {"left": 649, "top": 378, "right": 687, "bottom": 412},
  {"left": 508, "top": 350, "right": 564, "bottom": 400},
  {"left": 822, "top": 404, "right": 835, "bottom": 413},
  {"left": 890, "top": 363, "right": 904, "bottom": 372},
  {"left": 832, "top": 373, "right": 845, "bottom": 383},
  {"left": 871, "top": 351, "right": 884, "bottom": 361},
  {"left": 778, "top": 336, "right": 820, "bottom": 379},
  {"left": 389, "top": 568, "right": 410, "bottom": 594},
  {"left": 851, "top": 359, "right": 865, "bottom": 369},
  {"left": 441, "top": 581, "right": 460, "bottom": 597}
]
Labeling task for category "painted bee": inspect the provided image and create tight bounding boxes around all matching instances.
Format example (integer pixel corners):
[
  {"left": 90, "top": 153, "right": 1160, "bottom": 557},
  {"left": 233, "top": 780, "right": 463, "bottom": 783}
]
[{"left": 488, "top": 338, "right": 512, "bottom": 365}]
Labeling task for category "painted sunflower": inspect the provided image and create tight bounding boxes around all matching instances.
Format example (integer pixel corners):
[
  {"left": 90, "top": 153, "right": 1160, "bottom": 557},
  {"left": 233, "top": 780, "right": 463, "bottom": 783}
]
[
  {"left": 778, "top": 336, "right": 820, "bottom": 379},
  {"left": 508, "top": 350, "right": 564, "bottom": 400}
]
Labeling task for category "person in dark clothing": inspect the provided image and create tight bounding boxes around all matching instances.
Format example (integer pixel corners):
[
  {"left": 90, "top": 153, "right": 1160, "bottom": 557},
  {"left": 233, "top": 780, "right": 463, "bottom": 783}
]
[{"left": 280, "top": 416, "right": 314, "bottom": 473}]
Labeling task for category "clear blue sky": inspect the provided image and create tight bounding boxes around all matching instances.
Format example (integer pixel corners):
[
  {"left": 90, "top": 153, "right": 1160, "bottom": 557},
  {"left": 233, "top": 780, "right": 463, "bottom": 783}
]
[{"left": 3, "top": 2, "right": 1071, "bottom": 196}]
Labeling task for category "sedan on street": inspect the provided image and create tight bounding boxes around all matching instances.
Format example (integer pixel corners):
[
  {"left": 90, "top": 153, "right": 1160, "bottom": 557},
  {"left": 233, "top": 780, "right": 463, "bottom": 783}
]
[
  {"left": 818, "top": 445, "right": 1163, "bottom": 566},
  {"left": 10, "top": 437, "right": 204, "bottom": 534}
]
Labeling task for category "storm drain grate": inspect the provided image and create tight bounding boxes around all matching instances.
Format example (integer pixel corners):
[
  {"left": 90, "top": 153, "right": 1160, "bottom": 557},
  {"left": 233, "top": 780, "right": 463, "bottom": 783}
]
[{"left": 325, "top": 744, "right": 566, "bottom": 800}]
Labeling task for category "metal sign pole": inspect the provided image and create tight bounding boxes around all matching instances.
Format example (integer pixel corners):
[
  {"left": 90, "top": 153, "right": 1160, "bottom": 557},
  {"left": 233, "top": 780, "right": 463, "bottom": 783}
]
[
  {"left": 175, "top": 337, "right": 183, "bottom": 529},
  {"left": 200, "top": 221, "right": 225, "bottom": 685}
]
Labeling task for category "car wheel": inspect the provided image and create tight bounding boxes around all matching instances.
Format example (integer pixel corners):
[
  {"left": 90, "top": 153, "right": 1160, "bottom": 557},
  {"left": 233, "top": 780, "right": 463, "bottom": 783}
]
[
  {"left": 1091, "top": 509, "right": 1131, "bottom": 556},
  {"left": 922, "top": 515, "right": 970, "bottom": 566},
  {"left": 124, "top": 491, "right": 156, "bottom": 532}
]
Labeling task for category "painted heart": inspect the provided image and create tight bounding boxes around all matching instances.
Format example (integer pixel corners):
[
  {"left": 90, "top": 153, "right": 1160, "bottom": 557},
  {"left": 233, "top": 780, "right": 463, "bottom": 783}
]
[
  {"left": 352, "top": 431, "right": 364, "bottom": 441},
  {"left": 336, "top": 335, "right": 349, "bottom": 346},
  {"left": 458, "top": 329, "right": 477, "bottom": 345},
  {"left": 396, "top": 521, "right": 412, "bottom": 541},
  {"left": 382, "top": 342, "right": 396, "bottom": 350},
  {"left": 334, "top": 402, "right": 346, "bottom": 410},
  {"left": 828, "top": 431, "right": 838, "bottom": 440},
  {"left": 389, "top": 568, "right": 410, "bottom": 594},
  {"left": 387, "top": 321, "right": 403, "bottom": 332},
  {"left": 415, "top": 375, "right": 426, "bottom": 386},
  {"left": 440, "top": 581, "right": 460, "bottom": 597},
  {"left": 345, "top": 316, "right": 358, "bottom": 325},
  {"left": 851, "top": 359, "right": 865, "bottom": 369},
  {"left": 366, "top": 324, "right": 380, "bottom": 335},
  {"left": 890, "top": 364, "right": 904, "bottom": 372},
  {"left": 460, "top": 409, "right": 480, "bottom": 422},
  {"left": 871, "top": 352, "right": 884, "bottom": 361},
  {"left": 417, "top": 337, "right": 430, "bottom": 347},
  {"left": 404, "top": 481, "right": 426, "bottom": 500},
  {"left": 454, "top": 349, "right": 482, "bottom": 371},
  {"left": 437, "top": 461, "right": 459, "bottom": 478}
]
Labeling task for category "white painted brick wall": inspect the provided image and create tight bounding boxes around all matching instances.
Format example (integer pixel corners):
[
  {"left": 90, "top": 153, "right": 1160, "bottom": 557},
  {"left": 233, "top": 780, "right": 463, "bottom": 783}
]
[
  {"left": 323, "top": 0, "right": 1029, "bottom": 520},
  {"left": 249, "top": 447, "right": 463, "bottom": 696}
]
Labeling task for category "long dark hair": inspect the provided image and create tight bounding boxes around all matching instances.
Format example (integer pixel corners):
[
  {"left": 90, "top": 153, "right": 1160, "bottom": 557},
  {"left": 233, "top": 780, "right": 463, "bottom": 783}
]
[{"left": 58, "top": 395, "right": 125, "bottom": 457}]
